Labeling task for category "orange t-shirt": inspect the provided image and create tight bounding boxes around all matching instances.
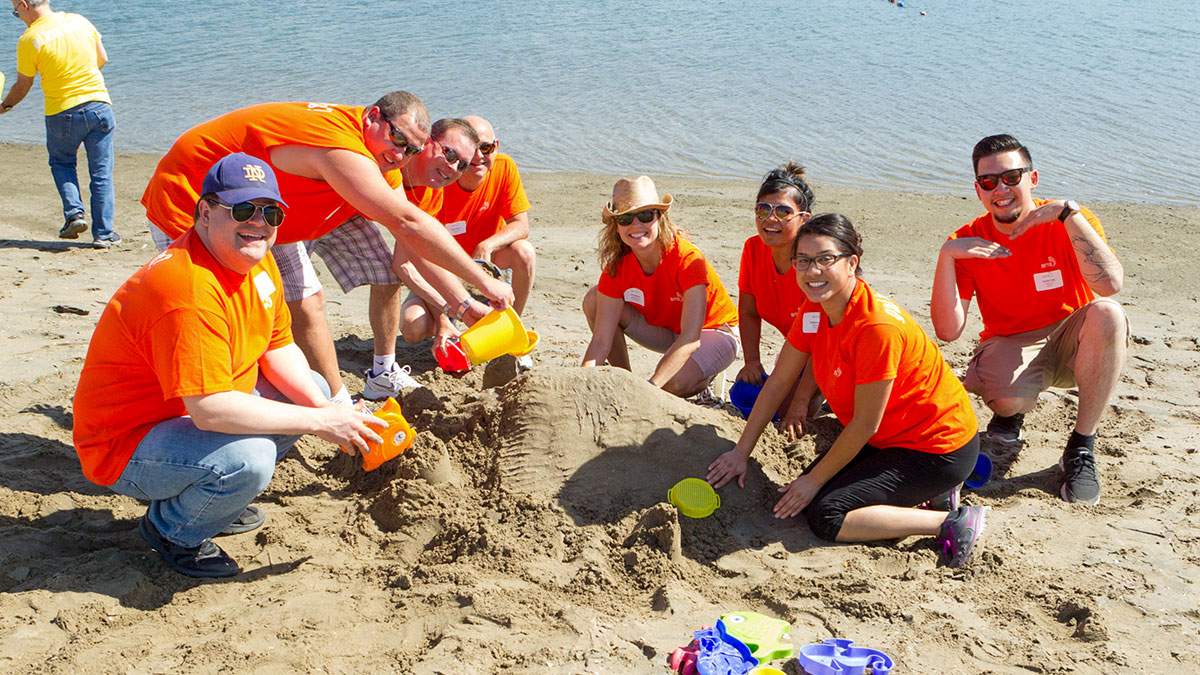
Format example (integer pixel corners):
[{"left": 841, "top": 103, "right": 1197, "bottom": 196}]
[
  {"left": 142, "top": 102, "right": 404, "bottom": 244},
  {"left": 737, "top": 235, "right": 805, "bottom": 335},
  {"left": 437, "top": 153, "right": 531, "bottom": 255},
  {"left": 786, "top": 279, "right": 977, "bottom": 454},
  {"left": 597, "top": 236, "right": 738, "bottom": 334},
  {"left": 405, "top": 184, "right": 444, "bottom": 216},
  {"left": 72, "top": 231, "right": 293, "bottom": 485},
  {"left": 951, "top": 199, "right": 1106, "bottom": 341}
]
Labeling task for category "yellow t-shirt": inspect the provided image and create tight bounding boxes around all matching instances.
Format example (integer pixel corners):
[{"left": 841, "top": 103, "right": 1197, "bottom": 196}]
[{"left": 16, "top": 12, "right": 111, "bottom": 115}]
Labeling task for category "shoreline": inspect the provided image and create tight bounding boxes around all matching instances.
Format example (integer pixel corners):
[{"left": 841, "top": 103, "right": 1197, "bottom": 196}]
[{"left": 5, "top": 141, "right": 1198, "bottom": 210}]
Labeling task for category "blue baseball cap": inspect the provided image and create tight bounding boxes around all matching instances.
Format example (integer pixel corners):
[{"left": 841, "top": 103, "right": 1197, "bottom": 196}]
[{"left": 200, "top": 152, "right": 288, "bottom": 207}]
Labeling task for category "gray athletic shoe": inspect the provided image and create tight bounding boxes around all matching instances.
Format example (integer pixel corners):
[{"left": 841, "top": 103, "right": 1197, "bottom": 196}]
[
  {"left": 936, "top": 505, "right": 988, "bottom": 568},
  {"left": 59, "top": 216, "right": 87, "bottom": 239},
  {"left": 1059, "top": 446, "right": 1101, "bottom": 505},
  {"left": 984, "top": 413, "right": 1025, "bottom": 446}
]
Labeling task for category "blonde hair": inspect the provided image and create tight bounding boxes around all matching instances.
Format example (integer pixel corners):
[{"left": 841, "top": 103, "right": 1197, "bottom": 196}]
[{"left": 598, "top": 210, "right": 680, "bottom": 276}]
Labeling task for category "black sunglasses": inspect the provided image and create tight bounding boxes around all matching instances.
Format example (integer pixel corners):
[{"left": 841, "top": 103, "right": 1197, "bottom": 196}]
[
  {"left": 432, "top": 139, "right": 471, "bottom": 171},
  {"left": 615, "top": 210, "right": 658, "bottom": 226},
  {"left": 755, "top": 202, "right": 803, "bottom": 221},
  {"left": 975, "top": 167, "right": 1031, "bottom": 191},
  {"left": 384, "top": 118, "right": 423, "bottom": 157},
  {"left": 209, "top": 200, "right": 285, "bottom": 227},
  {"left": 478, "top": 140, "right": 499, "bottom": 155}
]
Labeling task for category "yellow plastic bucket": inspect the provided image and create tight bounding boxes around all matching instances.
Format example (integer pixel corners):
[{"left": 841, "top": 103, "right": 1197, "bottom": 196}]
[{"left": 459, "top": 307, "right": 537, "bottom": 364}]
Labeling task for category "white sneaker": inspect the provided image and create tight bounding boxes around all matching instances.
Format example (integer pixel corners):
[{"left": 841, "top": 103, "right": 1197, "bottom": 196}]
[
  {"left": 515, "top": 354, "right": 534, "bottom": 371},
  {"left": 361, "top": 363, "right": 421, "bottom": 400}
]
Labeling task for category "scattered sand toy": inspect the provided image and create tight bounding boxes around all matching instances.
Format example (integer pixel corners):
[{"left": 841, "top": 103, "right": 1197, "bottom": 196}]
[
  {"left": 728, "top": 378, "right": 781, "bottom": 421},
  {"left": 668, "top": 611, "right": 794, "bottom": 674},
  {"left": 360, "top": 397, "right": 416, "bottom": 472},
  {"left": 797, "top": 638, "right": 893, "bottom": 675}
]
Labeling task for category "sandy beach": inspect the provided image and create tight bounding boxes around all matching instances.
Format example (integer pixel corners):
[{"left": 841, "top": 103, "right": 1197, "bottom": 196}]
[{"left": 2, "top": 141, "right": 1199, "bottom": 673}]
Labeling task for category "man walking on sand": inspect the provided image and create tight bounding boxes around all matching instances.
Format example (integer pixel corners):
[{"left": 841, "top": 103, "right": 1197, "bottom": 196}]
[
  {"left": 142, "top": 95, "right": 514, "bottom": 406},
  {"left": 75, "top": 153, "right": 387, "bottom": 578},
  {"left": 2, "top": 0, "right": 121, "bottom": 247},
  {"left": 930, "top": 134, "right": 1127, "bottom": 505}
]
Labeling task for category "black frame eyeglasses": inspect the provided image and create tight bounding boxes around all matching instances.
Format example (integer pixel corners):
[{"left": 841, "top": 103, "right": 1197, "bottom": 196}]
[{"left": 791, "top": 253, "right": 850, "bottom": 271}]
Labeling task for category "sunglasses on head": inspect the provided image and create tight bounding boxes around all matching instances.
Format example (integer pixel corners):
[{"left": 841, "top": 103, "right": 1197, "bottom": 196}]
[
  {"left": 384, "top": 118, "right": 423, "bottom": 157},
  {"left": 433, "top": 139, "right": 470, "bottom": 171},
  {"left": 975, "top": 166, "right": 1031, "bottom": 191},
  {"left": 209, "top": 200, "right": 285, "bottom": 227},
  {"left": 755, "top": 202, "right": 803, "bottom": 221},
  {"left": 615, "top": 210, "right": 658, "bottom": 226},
  {"left": 478, "top": 140, "right": 499, "bottom": 155}
]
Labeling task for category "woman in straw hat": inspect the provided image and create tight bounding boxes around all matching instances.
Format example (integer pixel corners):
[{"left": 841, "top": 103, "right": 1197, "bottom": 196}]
[{"left": 582, "top": 176, "right": 739, "bottom": 398}]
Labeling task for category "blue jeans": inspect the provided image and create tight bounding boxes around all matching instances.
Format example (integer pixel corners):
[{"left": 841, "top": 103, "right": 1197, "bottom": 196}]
[
  {"left": 44, "top": 101, "right": 116, "bottom": 240},
  {"left": 109, "top": 372, "right": 330, "bottom": 548}
]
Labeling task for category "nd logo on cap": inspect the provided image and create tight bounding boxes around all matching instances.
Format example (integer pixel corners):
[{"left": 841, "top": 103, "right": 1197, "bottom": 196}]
[{"left": 242, "top": 164, "right": 267, "bottom": 182}]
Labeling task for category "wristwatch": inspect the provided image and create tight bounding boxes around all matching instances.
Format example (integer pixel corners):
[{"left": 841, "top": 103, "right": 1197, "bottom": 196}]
[{"left": 1057, "top": 200, "right": 1081, "bottom": 223}]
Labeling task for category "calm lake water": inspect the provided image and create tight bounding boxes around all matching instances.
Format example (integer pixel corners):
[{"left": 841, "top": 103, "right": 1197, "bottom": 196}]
[{"left": 3, "top": 0, "right": 1198, "bottom": 205}]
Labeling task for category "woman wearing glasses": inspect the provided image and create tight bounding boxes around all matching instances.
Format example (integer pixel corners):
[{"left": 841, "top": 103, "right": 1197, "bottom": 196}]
[
  {"left": 582, "top": 176, "right": 739, "bottom": 398},
  {"left": 707, "top": 214, "right": 986, "bottom": 567},
  {"left": 736, "top": 163, "right": 819, "bottom": 431}
]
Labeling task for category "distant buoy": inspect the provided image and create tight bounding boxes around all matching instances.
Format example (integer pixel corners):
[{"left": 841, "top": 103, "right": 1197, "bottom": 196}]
[{"left": 921, "top": 10, "right": 927, "bottom": 15}]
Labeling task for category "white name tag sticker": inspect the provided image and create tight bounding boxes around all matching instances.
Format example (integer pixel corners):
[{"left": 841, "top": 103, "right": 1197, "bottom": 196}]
[
  {"left": 253, "top": 271, "right": 276, "bottom": 309},
  {"left": 446, "top": 220, "right": 467, "bottom": 236},
  {"left": 623, "top": 288, "right": 646, "bottom": 306},
  {"left": 1033, "top": 270, "right": 1064, "bottom": 292},
  {"left": 802, "top": 311, "right": 821, "bottom": 333}
]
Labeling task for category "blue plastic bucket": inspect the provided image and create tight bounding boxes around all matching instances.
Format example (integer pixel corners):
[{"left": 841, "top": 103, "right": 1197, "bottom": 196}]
[
  {"left": 964, "top": 452, "right": 993, "bottom": 490},
  {"left": 728, "top": 379, "right": 765, "bottom": 419}
]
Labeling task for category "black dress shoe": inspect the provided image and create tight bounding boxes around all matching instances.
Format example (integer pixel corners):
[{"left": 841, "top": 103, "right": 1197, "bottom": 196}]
[
  {"left": 217, "top": 504, "right": 266, "bottom": 536},
  {"left": 138, "top": 515, "right": 241, "bottom": 578}
]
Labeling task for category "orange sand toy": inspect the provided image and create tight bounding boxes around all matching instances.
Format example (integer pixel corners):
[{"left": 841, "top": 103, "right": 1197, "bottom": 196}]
[
  {"left": 458, "top": 307, "right": 540, "bottom": 365},
  {"left": 361, "top": 397, "right": 415, "bottom": 472}
]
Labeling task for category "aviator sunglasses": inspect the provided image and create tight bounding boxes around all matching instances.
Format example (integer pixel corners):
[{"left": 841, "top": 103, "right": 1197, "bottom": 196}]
[
  {"left": 384, "top": 118, "right": 423, "bottom": 157},
  {"left": 755, "top": 202, "right": 803, "bottom": 220},
  {"left": 615, "top": 210, "right": 658, "bottom": 226},
  {"left": 478, "top": 140, "right": 499, "bottom": 155},
  {"left": 209, "top": 200, "right": 286, "bottom": 227},
  {"left": 975, "top": 166, "right": 1031, "bottom": 191},
  {"left": 432, "top": 139, "right": 471, "bottom": 171}
]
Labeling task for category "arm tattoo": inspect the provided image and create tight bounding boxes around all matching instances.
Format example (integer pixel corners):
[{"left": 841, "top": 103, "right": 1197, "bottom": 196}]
[{"left": 1071, "top": 234, "right": 1119, "bottom": 286}]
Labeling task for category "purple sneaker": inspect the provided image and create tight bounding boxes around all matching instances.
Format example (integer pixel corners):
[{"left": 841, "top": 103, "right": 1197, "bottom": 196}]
[
  {"left": 918, "top": 483, "right": 962, "bottom": 512},
  {"left": 936, "top": 505, "right": 988, "bottom": 568}
]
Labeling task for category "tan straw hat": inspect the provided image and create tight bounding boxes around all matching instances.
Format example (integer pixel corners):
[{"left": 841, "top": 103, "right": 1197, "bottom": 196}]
[{"left": 602, "top": 176, "right": 673, "bottom": 222}]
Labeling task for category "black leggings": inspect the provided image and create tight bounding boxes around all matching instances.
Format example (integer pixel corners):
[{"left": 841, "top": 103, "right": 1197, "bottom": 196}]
[{"left": 802, "top": 434, "right": 980, "bottom": 542}]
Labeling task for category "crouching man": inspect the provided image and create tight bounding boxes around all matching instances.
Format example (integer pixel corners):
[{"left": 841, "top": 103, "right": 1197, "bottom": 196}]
[{"left": 73, "top": 153, "right": 385, "bottom": 578}]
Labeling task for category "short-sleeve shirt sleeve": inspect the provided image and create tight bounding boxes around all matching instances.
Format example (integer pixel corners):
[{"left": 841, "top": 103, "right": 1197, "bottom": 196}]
[
  {"left": 16, "top": 33, "right": 37, "bottom": 77},
  {"left": 676, "top": 245, "right": 710, "bottom": 292},
  {"left": 853, "top": 323, "right": 902, "bottom": 384},
  {"left": 146, "top": 308, "right": 236, "bottom": 400}
]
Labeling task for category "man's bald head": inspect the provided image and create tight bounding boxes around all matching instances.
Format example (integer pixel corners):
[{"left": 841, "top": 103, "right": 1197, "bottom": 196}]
[{"left": 462, "top": 116, "right": 495, "bottom": 143}]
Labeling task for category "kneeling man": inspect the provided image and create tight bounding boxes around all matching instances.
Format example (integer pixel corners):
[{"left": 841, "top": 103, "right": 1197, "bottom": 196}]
[
  {"left": 931, "top": 134, "right": 1126, "bottom": 505},
  {"left": 73, "top": 153, "right": 385, "bottom": 578}
]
